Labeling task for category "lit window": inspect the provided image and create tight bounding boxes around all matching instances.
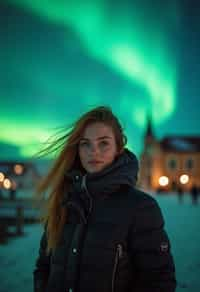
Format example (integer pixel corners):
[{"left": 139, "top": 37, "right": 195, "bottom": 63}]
[{"left": 14, "top": 164, "right": 24, "bottom": 175}]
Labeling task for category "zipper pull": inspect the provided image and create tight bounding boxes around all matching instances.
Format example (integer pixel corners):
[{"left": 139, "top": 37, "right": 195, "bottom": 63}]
[
  {"left": 81, "top": 175, "right": 93, "bottom": 215},
  {"left": 117, "top": 244, "right": 123, "bottom": 259}
]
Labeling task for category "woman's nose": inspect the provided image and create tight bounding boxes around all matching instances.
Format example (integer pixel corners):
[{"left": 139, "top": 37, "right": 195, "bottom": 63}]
[{"left": 90, "top": 143, "right": 99, "bottom": 154}]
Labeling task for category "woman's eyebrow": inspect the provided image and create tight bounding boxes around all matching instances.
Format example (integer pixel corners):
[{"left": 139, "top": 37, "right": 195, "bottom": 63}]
[
  {"left": 97, "top": 136, "right": 112, "bottom": 140},
  {"left": 80, "top": 136, "right": 112, "bottom": 141}
]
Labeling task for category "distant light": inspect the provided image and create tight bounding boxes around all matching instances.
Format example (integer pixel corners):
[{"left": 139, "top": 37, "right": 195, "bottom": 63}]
[
  {"left": 3, "top": 178, "right": 12, "bottom": 189},
  {"left": 0, "top": 172, "right": 5, "bottom": 182},
  {"left": 180, "top": 174, "right": 189, "bottom": 185},
  {"left": 14, "top": 164, "right": 24, "bottom": 175},
  {"left": 159, "top": 176, "right": 169, "bottom": 186}
]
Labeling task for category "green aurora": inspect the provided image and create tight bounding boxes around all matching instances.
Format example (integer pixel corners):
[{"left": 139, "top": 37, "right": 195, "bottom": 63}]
[{"left": 1, "top": 0, "right": 180, "bottom": 159}]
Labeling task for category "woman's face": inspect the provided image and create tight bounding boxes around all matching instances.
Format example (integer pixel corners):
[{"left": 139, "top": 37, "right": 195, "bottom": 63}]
[{"left": 78, "top": 122, "right": 118, "bottom": 173}]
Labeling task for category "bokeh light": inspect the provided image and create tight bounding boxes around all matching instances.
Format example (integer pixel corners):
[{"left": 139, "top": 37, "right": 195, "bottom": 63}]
[
  {"left": 3, "top": 178, "right": 12, "bottom": 189},
  {"left": 180, "top": 174, "right": 189, "bottom": 185},
  {"left": 159, "top": 176, "right": 169, "bottom": 187}
]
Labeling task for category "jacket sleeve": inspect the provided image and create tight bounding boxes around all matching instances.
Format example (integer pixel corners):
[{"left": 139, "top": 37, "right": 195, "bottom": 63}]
[
  {"left": 33, "top": 229, "right": 51, "bottom": 292},
  {"left": 128, "top": 197, "right": 176, "bottom": 292}
]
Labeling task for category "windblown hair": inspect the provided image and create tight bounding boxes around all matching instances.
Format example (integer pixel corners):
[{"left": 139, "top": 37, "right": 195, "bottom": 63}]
[{"left": 36, "top": 106, "right": 127, "bottom": 253}]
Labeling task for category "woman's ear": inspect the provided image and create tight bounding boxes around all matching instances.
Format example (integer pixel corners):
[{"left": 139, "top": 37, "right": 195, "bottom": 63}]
[{"left": 117, "top": 148, "right": 124, "bottom": 156}]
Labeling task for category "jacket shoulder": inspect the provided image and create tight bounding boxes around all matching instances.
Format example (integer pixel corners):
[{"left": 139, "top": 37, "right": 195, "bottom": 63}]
[
  {"left": 126, "top": 187, "right": 165, "bottom": 229},
  {"left": 127, "top": 186, "right": 159, "bottom": 207}
]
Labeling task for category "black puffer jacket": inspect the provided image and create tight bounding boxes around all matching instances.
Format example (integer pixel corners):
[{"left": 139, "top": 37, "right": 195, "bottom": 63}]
[{"left": 34, "top": 149, "right": 176, "bottom": 292}]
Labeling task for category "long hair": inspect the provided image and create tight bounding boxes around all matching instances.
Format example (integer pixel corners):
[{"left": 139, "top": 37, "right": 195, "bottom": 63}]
[{"left": 36, "top": 106, "right": 127, "bottom": 253}]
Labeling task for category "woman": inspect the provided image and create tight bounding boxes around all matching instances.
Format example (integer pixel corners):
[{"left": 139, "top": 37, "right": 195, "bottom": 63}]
[{"left": 34, "top": 106, "right": 176, "bottom": 292}]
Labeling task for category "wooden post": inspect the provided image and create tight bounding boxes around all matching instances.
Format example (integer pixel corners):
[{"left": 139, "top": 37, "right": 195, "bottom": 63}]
[
  {"left": 0, "top": 222, "right": 8, "bottom": 243},
  {"left": 16, "top": 206, "right": 24, "bottom": 235}
]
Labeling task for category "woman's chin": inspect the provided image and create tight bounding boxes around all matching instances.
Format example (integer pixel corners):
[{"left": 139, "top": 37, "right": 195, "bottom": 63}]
[{"left": 86, "top": 164, "right": 105, "bottom": 174}]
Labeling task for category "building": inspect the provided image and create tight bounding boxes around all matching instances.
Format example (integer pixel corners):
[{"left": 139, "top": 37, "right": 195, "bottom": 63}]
[
  {"left": 138, "top": 118, "right": 200, "bottom": 192},
  {"left": 0, "top": 161, "right": 40, "bottom": 199}
]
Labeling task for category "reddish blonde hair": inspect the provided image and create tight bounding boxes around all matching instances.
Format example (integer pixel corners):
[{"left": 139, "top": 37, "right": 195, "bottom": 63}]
[{"left": 36, "top": 106, "right": 127, "bottom": 253}]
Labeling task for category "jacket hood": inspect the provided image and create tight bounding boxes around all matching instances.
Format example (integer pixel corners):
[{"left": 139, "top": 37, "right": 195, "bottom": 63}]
[{"left": 65, "top": 148, "right": 139, "bottom": 198}]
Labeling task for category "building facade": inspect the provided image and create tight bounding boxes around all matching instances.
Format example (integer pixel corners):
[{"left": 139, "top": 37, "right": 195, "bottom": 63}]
[{"left": 138, "top": 119, "right": 200, "bottom": 192}]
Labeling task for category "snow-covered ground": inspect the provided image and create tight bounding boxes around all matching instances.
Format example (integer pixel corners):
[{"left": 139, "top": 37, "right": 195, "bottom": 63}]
[{"left": 0, "top": 193, "right": 199, "bottom": 292}]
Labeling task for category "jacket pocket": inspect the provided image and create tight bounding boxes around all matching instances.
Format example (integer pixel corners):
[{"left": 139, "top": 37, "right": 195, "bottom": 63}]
[{"left": 112, "top": 243, "right": 123, "bottom": 292}]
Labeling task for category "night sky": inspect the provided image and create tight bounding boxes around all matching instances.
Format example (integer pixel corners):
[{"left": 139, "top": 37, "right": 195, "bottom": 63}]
[{"left": 0, "top": 0, "right": 200, "bottom": 160}]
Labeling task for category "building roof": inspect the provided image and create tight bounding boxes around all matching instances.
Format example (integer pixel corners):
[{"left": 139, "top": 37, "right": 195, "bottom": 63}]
[{"left": 160, "top": 136, "right": 200, "bottom": 153}]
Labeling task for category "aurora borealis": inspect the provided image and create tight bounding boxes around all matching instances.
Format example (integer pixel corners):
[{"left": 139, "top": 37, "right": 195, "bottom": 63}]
[{"left": 0, "top": 0, "right": 200, "bottom": 160}]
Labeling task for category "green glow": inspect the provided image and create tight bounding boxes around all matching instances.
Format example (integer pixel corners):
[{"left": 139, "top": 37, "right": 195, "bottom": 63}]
[
  {"left": 2, "top": 0, "right": 180, "bottom": 158},
  {"left": 0, "top": 121, "right": 53, "bottom": 158},
  {"left": 9, "top": 0, "right": 178, "bottom": 126}
]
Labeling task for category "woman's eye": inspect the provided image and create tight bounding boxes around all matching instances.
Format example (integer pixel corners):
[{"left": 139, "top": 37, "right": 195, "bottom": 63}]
[
  {"left": 100, "top": 140, "right": 109, "bottom": 147},
  {"left": 79, "top": 141, "right": 90, "bottom": 148},
  {"left": 79, "top": 140, "right": 109, "bottom": 150}
]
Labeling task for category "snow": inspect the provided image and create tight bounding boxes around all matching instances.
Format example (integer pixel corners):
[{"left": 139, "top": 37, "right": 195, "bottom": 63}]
[
  {"left": 0, "top": 224, "right": 42, "bottom": 292},
  {"left": 0, "top": 193, "right": 200, "bottom": 292}
]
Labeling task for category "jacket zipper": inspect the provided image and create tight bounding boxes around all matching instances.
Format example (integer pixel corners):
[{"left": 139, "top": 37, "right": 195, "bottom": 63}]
[
  {"left": 67, "top": 201, "right": 87, "bottom": 224},
  {"left": 66, "top": 175, "right": 93, "bottom": 224},
  {"left": 112, "top": 244, "right": 123, "bottom": 292},
  {"left": 81, "top": 175, "right": 93, "bottom": 219}
]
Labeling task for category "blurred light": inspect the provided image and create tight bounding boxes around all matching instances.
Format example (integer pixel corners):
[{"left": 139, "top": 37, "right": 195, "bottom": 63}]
[
  {"left": 159, "top": 176, "right": 169, "bottom": 186},
  {"left": 0, "top": 172, "right": 5, "bottom": 182},
  {"left": 180, "top": 174, "right": 189, "bottom": 185},
  {"left": 3, "top": 178, "right": 12, "bottom": 189},
  {"left": 14, "top": 164, "right": 24, "bottom": 175}
]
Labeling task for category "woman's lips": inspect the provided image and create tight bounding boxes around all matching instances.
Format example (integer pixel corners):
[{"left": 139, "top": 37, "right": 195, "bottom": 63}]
[{"left": 88, "top": 160, "right": 103, "bottom": 164}]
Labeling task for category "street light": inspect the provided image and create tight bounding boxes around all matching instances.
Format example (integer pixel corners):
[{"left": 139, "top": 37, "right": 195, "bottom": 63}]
[
  {"left": 3, "top": 178, "right": 12, "bottom": 189},
  {"left": 0, "top": 172, "right": 5, "bottom": 182},
  {"left": 159, "top": 176, "right": 169, "bottom": 187},
  {"left": 180, "top": 174, "right": 189, "bottom": 185}
]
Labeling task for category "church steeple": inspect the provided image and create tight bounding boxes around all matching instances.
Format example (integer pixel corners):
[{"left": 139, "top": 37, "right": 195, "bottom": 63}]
[
  {"left": 145, "top": 113, "right": 154, "bottom": 138},
  {"left": 143, "top": 112, "right": 156, "bottom": 152}
]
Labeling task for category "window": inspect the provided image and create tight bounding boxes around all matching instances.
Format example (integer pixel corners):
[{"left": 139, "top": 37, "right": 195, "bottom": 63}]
[
  {"left": 185, "top": 158, "right": 194, "bottom": 170},
  {"left": 147, "top": 157, "right": 152, "bottom": 168},
  {"left": 168, "top": 159, "right": 177, "bottom": 170}
]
